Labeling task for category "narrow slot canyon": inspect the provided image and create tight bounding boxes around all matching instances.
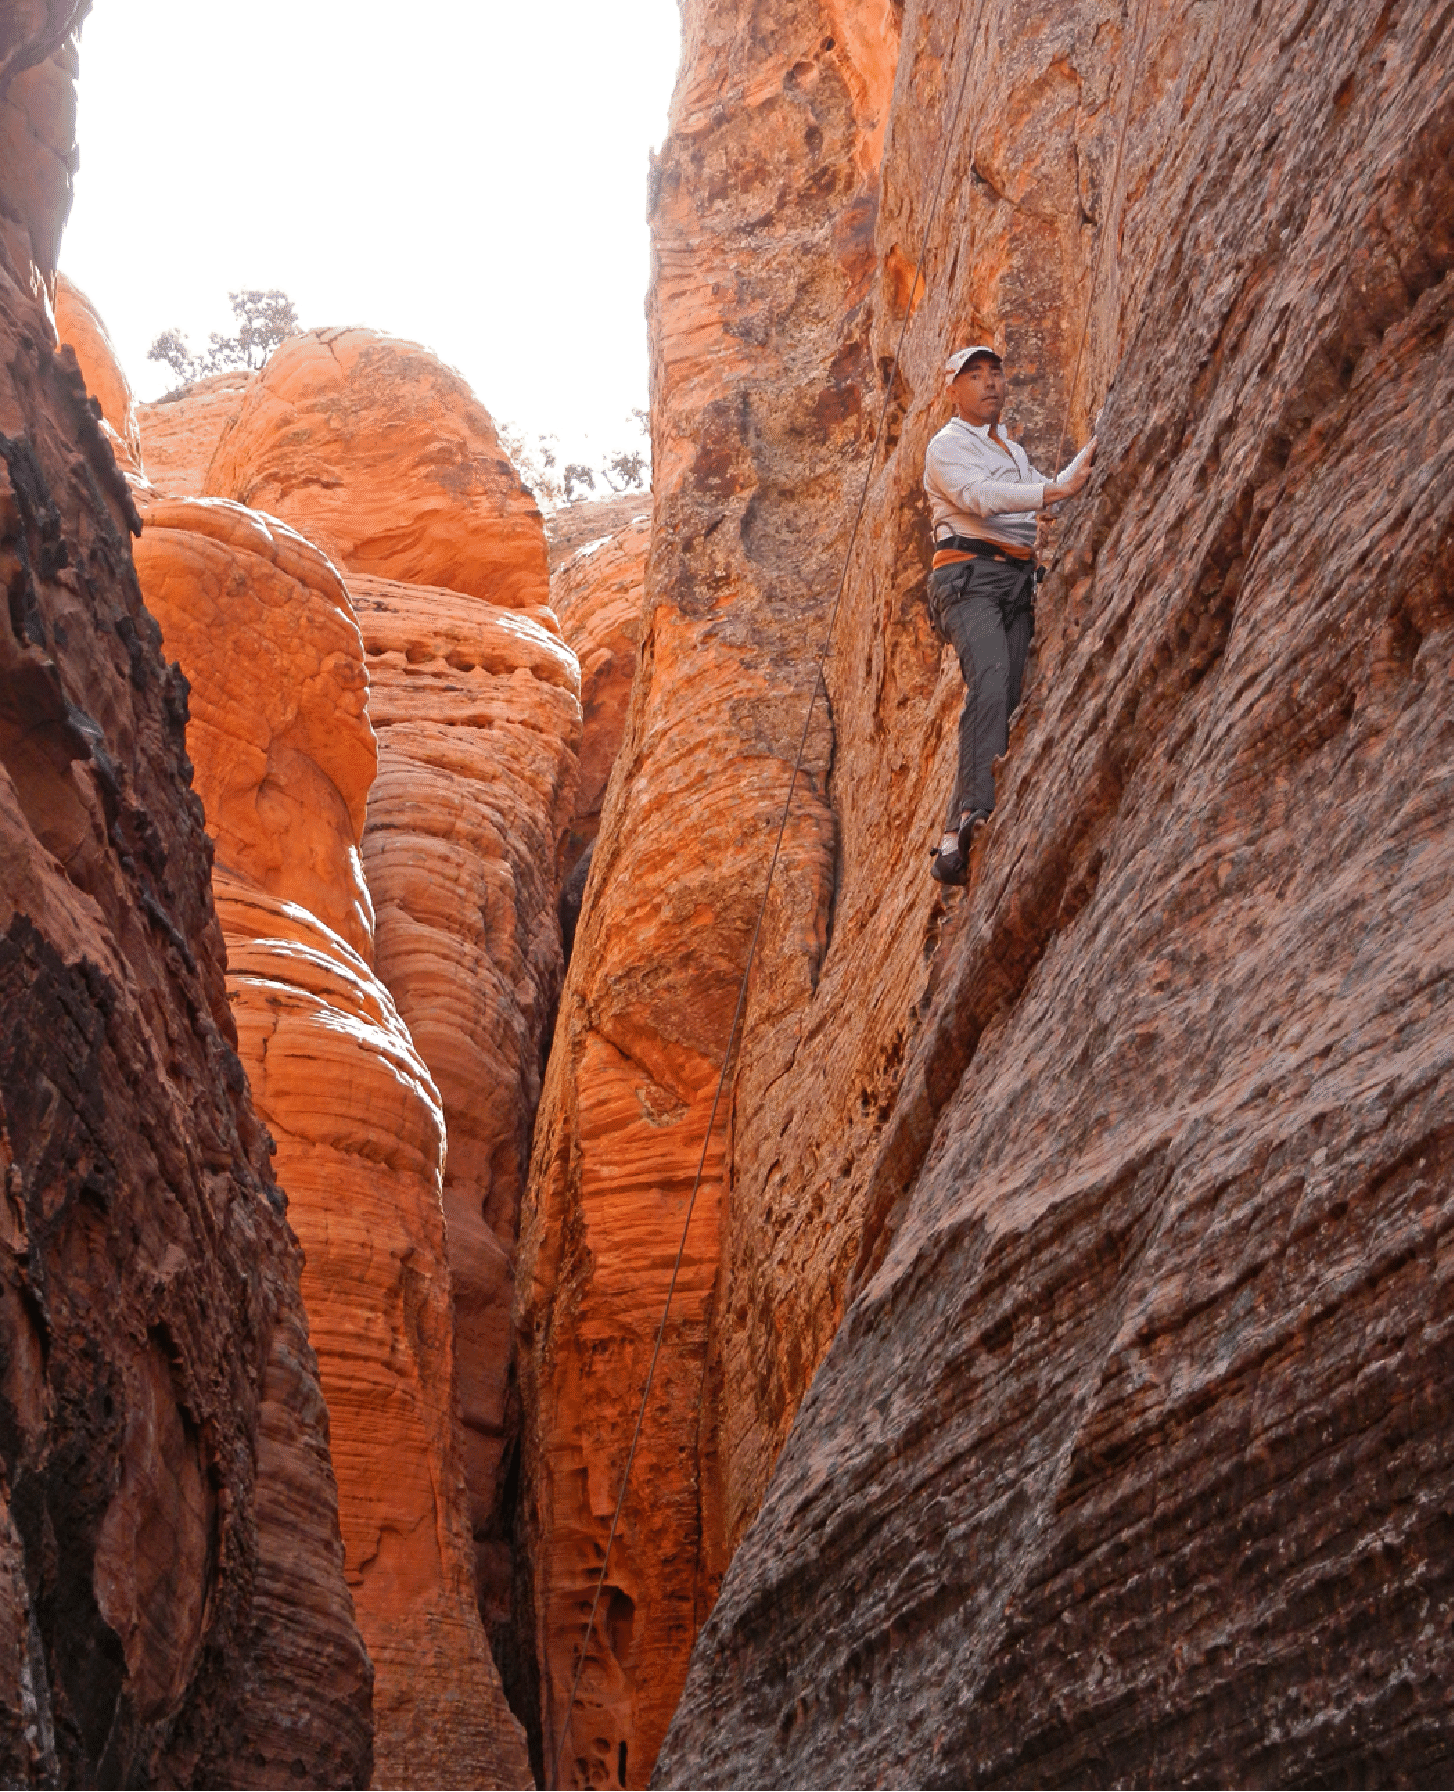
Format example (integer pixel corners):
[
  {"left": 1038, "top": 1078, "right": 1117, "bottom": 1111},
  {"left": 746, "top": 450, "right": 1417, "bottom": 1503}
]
[{"left": 2, "top": 0, "right": 1453, "bottom": 1787}]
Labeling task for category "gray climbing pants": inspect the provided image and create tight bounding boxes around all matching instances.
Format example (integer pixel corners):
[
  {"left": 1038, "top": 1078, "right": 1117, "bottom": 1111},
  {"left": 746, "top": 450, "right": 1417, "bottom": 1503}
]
[{"left": 928, "top": 555, "right": 1035, "bottom": 829}]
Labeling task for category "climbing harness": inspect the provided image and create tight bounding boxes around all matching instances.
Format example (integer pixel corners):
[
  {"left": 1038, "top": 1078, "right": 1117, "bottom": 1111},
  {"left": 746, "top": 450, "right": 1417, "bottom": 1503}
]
[{"left": 546, "top": 0, "right": 1152, "bottom": 1777}]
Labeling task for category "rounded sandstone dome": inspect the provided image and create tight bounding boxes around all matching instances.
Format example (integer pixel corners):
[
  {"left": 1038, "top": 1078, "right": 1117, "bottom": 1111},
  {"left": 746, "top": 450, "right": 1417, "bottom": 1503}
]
[
  {"left": 53, "top": 272, "right": 142, "bottom": 472},
  {"left": 203, "top": 326, "right": 549, "bottom": 608}
]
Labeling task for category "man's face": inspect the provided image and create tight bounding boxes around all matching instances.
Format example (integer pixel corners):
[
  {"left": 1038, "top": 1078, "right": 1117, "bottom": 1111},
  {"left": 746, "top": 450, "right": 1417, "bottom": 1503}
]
[{"left": 951, "top": 355, "right": 1005, "bottom": 426}]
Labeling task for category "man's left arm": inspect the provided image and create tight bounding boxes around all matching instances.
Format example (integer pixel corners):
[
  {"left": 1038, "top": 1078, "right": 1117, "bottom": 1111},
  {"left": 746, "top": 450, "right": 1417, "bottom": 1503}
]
[{"left": 1029, "top": 436, "right": 1098, "bottom": 503}]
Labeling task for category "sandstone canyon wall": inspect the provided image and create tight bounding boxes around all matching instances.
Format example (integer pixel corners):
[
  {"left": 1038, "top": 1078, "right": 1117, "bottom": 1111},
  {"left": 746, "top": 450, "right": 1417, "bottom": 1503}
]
[
  {"left": 514, "top": 1, "right": 899, "bottom": 1780},
  {"left": 549, "top": 511, "right": 648, "bottom": 875},
  {"left": 127, "top": 490, "right": 532, "bottom": 1789},
  {"left": 125, "top": 336, "right": 552, "bottom": 1785},
  {"left": 0, "top": 8, "right": 372, "bottom": 1784},
  {"left": 653, "top": 0, "right": 1454, "bottom": 1784},
  {"left": 193, "top": 330, "right": 579, "bottom": 1671},
  {"left": 512, "top": 0, "right": 1454, "bottom": 1785}
]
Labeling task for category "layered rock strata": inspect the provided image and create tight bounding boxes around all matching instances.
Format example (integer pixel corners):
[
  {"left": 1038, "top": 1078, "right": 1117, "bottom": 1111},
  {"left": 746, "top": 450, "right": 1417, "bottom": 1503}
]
[
  {"left": 130, "top": 489, "right": 533, "bottom": 1789},
  {"left": 196, "top": 327, "right": 576, "bottom": 1665},
  {"left": 656, "top": 0, "right": 1454, "bottom": 1784},
  {"left": 549, "top": 511, "right": 647, "bottom": 867},
  {"left": 352, "top": 570, "right": 580, "bottom": 1635},
  {"left": 514, "top": 1, "right": 899, "bottom": 1780},
  {"left": 137, "top": 367, "right": 254, "bottom": 496},
  {"left": 0, "top": 12, "right": 371, "bottom": 1783},
  {"left": 204, "top": 327, "right": 550, "bottom": 607}
]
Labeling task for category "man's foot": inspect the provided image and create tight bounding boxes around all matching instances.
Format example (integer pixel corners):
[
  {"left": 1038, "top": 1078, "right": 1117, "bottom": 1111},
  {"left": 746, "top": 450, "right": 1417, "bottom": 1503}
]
[
  {"left": 929, "top": 812, "right": 989, "bottom": 887},
  {"left": 957, "top": 809, "right": 989, "bottom": 860},
  {"left": 929, "top": 828, "right": 966, "bottom": 885}
]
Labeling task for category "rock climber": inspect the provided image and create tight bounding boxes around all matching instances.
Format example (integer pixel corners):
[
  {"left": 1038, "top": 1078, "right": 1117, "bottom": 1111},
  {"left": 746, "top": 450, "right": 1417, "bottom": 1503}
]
[{"left": 923, "top": 343, "right": 1097, "bottom": 885}]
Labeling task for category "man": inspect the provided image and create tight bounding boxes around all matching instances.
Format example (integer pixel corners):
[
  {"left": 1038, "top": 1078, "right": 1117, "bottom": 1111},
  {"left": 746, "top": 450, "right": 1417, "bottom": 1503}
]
[{"left": 922, "top": 343, "right": 1097, "bottom": 885}]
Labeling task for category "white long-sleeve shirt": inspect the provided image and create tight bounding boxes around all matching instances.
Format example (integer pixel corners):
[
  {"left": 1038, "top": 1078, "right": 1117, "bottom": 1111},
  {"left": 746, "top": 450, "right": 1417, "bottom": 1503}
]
[{"left": 923, "top": 417, "right": 1091, "bottom": 550}]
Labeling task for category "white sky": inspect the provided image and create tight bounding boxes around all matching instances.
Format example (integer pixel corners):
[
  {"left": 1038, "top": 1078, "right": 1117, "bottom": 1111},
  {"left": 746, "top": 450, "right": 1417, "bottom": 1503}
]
[{"left": 61, "top": 0, "right": 682, "bottom": 468}]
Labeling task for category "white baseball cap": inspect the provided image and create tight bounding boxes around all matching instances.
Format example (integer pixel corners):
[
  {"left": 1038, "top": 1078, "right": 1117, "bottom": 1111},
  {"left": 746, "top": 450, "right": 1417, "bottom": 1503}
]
[{"left": 944, "top": 343, "right": 1003, "bottom": 384}]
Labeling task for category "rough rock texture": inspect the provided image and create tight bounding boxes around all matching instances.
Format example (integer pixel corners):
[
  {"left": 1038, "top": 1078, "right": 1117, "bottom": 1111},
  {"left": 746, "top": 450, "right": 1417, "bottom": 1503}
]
[
  {"left": 52, "top": 271, "right": 139, "bottom": 472},
  {"left": 133, "top": 496, "right": 533, "bottom": 1789},
  {"left": 131, "top": 497, "right": 376, "bottom": 955},
  {"left": 0, "top": 3, "right": 79, "bottom": 300},
  {"left": 195, "top": 319, "right": 580, "bottom": 1677},
  {"left": 0, "top": 10, "right": 372, "bottom": 1784},
  {"left": 352, "top": 570, "right": 579, "bottom": 1640},
  {"left": 545, "top": 493, "right": 648, "bottom": 573},
  {"left": 549, "top": 511, "right": 647, "bottom": 865},
  {"left": 653, "top": 0, "right": 1454, "bottom": 1785},
  {"left": 137, "top": 368, "right": 254, "bottom": 496},
  {"left": 204, "top": 327, "right": 549, "bottom": 606},
  {"left": 514, "top": 0, "right": 898, "bottom": 1780}
]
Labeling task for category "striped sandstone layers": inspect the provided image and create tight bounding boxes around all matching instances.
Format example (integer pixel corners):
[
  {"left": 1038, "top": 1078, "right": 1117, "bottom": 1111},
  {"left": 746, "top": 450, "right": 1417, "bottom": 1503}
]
[
  {"left": 196, "top": 327, "right": 578, "bottom": 1658},
  {"left": 131, "top": 492, "right": 531, "bottom": 1788},
  {"left": 1, "top": 12, "right": 370, "bottom": 1783},
  {"left": 514, "top": 1, "right": 898, "bottom": 1781},
  {"left": 351, "top": 571, "right": 579, "bottom": 1635},
  {"left": 549, "top": 511, "right": 648, "bottom": 870},
  {"left": 137, "top": 368, "right": 254, "bottom": 497},
  {"left": 657, "top": 0, "right": 1454, "bottom": 1784}
]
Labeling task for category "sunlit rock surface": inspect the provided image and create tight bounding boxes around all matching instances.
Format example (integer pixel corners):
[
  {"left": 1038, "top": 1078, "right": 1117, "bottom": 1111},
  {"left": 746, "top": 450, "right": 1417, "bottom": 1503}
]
[
  {"left": 137, "top": 367, "right": 255, "bottom": 495},
  {"left": 352, "top": 570, "right": 579, "bottom": 1638},
  {"left": 514, "top": 0, "right": 898, "bottom": 1779},
  {"left": 134, "top": 495, "right": 531, "bottom": 1789},
  {"left": 203, "top": 326, "right": 549, "bottom": 606},
  {"left": 655, "top": 0, "right": 1454, "bottom": 1785},
  {"left": 549, "top": 511, "right": 647, "bottom": 868},
  {"left": 53, "top": 271, "right": 140, "bottom": 471},
  {"left": 0, "top": 16, "right": 371, "bottom": 1784},
  {"left": 132, "top": 497, "right": 376, "bottom": 955}
]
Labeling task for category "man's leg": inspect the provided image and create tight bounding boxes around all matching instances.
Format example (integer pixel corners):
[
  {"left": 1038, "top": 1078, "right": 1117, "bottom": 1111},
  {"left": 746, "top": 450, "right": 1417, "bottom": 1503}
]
[
  {"left": 1003, "top": 567, "right": 1035, "bottom": 715},
  {"left": 938, "top": 569, "right": 1012, "bottom": 827}
]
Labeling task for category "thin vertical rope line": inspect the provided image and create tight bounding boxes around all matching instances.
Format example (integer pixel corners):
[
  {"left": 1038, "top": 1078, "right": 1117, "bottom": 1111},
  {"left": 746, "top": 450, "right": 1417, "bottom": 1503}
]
[{"left": 1052, "top": 0, "right": 1156, "bottom": 475}]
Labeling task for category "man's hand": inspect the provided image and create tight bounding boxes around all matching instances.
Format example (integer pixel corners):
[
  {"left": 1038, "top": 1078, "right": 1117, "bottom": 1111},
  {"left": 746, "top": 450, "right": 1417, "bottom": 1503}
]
[{"left": 1044, "top": 435, "right": 1098, "bottom": 504}]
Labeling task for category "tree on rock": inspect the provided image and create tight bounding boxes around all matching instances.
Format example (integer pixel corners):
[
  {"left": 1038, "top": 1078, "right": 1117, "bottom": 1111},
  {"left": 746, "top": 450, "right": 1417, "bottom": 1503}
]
[{"left": 148, "top": 289, "right": 299, "bottom": 392}]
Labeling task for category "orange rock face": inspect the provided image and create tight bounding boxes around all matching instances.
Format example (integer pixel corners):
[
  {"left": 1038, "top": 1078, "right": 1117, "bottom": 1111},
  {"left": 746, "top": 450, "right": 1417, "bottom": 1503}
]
[
  {"left": 132, "top": 497, "right": 376, "bottom": 955},
  {"left": 514, "top": 1, "right": 898, "bottom": 1779},
  {"left": 203, "top": 327, "right": 549, "bottom": 606},
  {"left": 630, "top": 0, "right": 1454, "bottom": 1786},
  {"left": 53, "top": 272, "right": 141, "bottom": 471},
  {"left": 352, "top": 571, "right": 580, "bottom": 1631},
  {"left": 1, "top": 20, "right": 371, "bottom": 1785},
  {"left": 133, "top": 495, "right": 531, "bottom": 1789},
  {"left": 549, "top": 512, "right": 647, "bottom": 865},
  {"left": 137, "top": 368, "right": 255, "bottom": 495}
]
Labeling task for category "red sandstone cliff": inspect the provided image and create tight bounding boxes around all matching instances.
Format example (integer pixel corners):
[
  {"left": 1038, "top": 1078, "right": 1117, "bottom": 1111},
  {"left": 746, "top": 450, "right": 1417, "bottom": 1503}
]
[
  {"left": 128, "top": 492, "right": 532, "bottom": 1788},
  {"left": 514, "top": 1, "right": 897, "bottom": 1779},
  {"left": 650, "top": 0, "right": 1454, "bottom": 1785},
  {"left": 197, "top": 331, "right": 579, "bottom": 1671},
  {"left": 203, "top": 327, "right": 549, "bottom": 607},
  {"left": 513, "top": 0, "right": 1454, "bottom": 1786},
  {"left": 353, "top": 569, "right": 579, "bottom": 1638},
  {"left": 137, "top": 366, "right": 254, "bottom": 496},
  {"left": 0, "top": 10, "right": 371, "bottom": 1783},
  {"left": 549, "top": 511, "right": 648, "bottom": 870}
]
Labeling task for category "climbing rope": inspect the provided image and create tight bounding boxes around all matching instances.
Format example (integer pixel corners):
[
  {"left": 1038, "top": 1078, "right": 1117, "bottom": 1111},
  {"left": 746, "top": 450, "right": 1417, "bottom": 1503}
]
[
  {"left": 546, "top": 0, "right": 1150, "bottom": 1779},
  {"left": 1051, "top": 0, "right": 1155, "bottom": 475}
]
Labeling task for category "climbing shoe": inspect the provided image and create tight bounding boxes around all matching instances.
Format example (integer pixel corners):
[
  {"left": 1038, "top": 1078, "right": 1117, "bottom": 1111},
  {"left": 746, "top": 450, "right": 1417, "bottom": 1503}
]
[
  {"left": 958, "top": 808, "right": 989, "bottom": 859},
  {"left": 929, "top": 830, "right": 967, "bottom": 885},
  {"left": 929, "top": 811, "right": 989, "bottom": 887}
]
